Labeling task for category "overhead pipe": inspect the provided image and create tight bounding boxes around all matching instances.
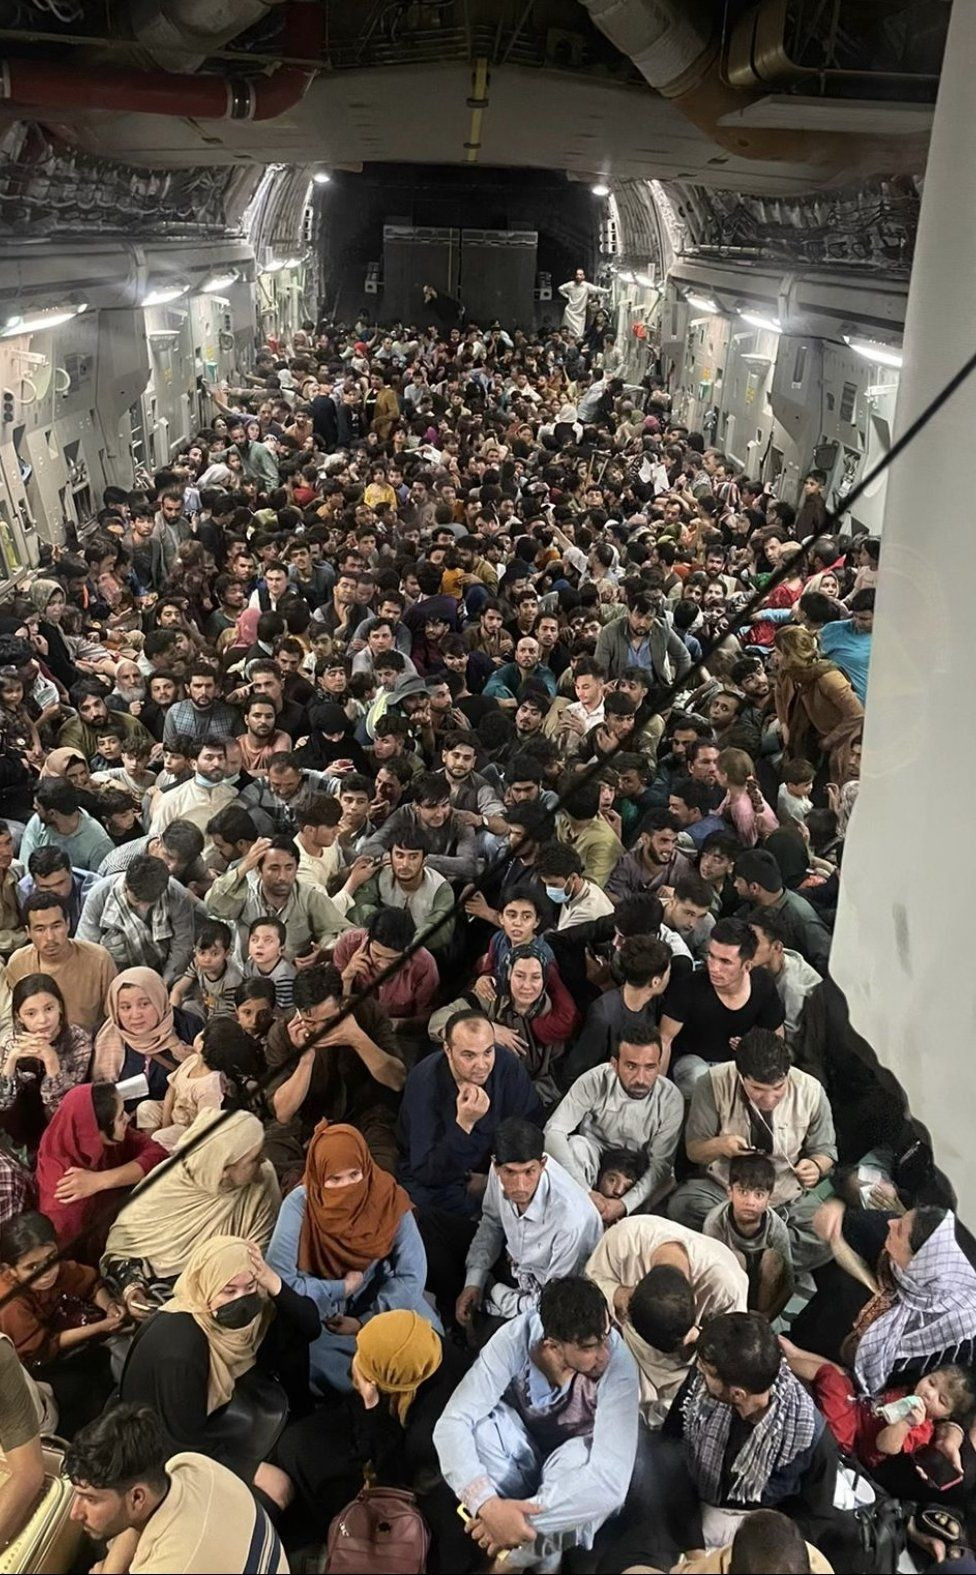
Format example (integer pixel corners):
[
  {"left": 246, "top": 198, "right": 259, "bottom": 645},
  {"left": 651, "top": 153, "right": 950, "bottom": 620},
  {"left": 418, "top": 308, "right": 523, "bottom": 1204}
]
[{"left": 0, "top": 0, "right": 321, "bottom": 122}]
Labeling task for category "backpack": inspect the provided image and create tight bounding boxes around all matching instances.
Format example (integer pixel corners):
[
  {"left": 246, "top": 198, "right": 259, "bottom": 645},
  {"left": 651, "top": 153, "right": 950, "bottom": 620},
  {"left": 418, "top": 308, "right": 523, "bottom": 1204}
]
[{"left": 322, "top": 1485, "right": 430, "bottom": 1574}]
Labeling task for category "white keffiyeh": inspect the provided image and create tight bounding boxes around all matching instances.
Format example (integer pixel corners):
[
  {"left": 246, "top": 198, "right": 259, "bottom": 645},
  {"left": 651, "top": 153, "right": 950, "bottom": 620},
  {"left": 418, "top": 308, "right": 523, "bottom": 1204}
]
[{"left": 855, "top": 1212, "right": 976, "bottom": 1396}]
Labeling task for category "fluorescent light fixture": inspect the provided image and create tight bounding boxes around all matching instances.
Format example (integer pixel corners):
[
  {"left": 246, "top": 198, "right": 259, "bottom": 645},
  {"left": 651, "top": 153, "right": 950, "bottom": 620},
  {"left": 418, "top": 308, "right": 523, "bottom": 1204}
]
[
  {"left": 282, "top": 257, "right": 305, "bottom": 269},
  {"left": 845, "top": 335, "right": 903, "bottom": 369},
  {"left": 686, "top": 292, "right": 719, "bottom": 314},
  {"left": 591, "top": 182, "right": 610, "bottom": 197},
  {"left": 142, "top": 284, "right": 188, "bottom": 307},
  {"left": 740, "top": 352, "right": 773, "bottom": 366},
  {"left": 200, "top": 270, "right": 238, "bottom": 293},
  {"left": 261, "top": 259, "right": 286, "bottom": 273},
  {"left": 313, "top": 171, "right": 332, "bottom": 185},
  {"left": 617, "top": 270, "right": 635, "bottom": 284},
  {"left": 739, "top": 311, "right": 782, "bottom": 333},
  {"left": 634, "top": 272, "right": 656, "bottom": 288},
  {"left": 2, "top": 303, "right": 86, "bottom": 336}
]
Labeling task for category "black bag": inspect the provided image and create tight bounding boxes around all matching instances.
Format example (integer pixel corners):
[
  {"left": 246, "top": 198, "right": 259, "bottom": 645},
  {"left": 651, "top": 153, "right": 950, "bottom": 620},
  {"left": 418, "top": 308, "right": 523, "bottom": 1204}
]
[{"left": 815, "top": 1463, "right": 907, "bottom": 1575}]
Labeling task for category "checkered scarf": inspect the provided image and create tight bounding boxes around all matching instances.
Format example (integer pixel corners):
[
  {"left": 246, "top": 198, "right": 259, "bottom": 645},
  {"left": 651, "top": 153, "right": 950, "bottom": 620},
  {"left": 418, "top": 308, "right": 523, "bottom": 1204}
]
[
  {"left": 99, "top": 878, "right": 174, "bottom": 974},
  {"left": 682, "top": 1360, "right": 817, "bottom": 1505},
  {"left": 856, "top": 1213, "right": 976, "bottom": 1396}
]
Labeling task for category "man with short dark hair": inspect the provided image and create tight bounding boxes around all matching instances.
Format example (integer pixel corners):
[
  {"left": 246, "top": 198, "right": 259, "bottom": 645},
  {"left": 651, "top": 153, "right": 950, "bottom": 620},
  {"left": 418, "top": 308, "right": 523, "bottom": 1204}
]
[
  {"left": 664, "top": 1312, "right": 836, "bottom": 1537},
  {"left": 586, "top": 1214, "right": 747, "bottom": 1425},
  {"left": 161, "top": 664, "right": 239, "bottom": 747},
  {"left": 3, "top": 892, "right": 116, "bottom": 1033},
  {"left": 149, "top": 736, "right": 238, "bottom": 838},
  {"left": 205, "top": 833, "right": 350, "bottom": 962},
  {"left": 362, "top": 772, "right": 480, "bottom": 880},
  {"left": 734, "top": 848, "right": 831, "bottom": 974},
  {"left": 747, "top": 907, "right": 821, "bottom": 1042},
  {"left": 458, "top": 1118, "right": 602, "bottom": 1324},
  {"left": 261, "top": 960, "right": 406, "bottom": 1181},
  {"left": 19, "top": 779, "right": 114, "bottom": 874},
  {"left": 659, "top": 918, "right": 785, "bottom": 1097},
  {"left": 606, "top": 809, "right": 694, "bottom": 901},
  {"left": 671, "top": 1028, "right": 836, "bottom": 1270},
  {"left": 546, "top": 1022, "right": 683, "bottom": 1220},
  {"left": 434, "top": 1277, "right": 639, "bottom": 1566},
  {"left": 349, "top": 826, "right": 456, "bottom": 951},
  {"left": 96, "top": 819, "right": 205, "bottom": 885},
  {"left": 17, "top": 844, "right": 98, "bottom": 933},
  {"left": 66, "top": 1402, "right": 287, "bottom": 1573},
  {"left": 77, "top": 854, "right": 195, "bottom": 984},
  {"left": 59, "top": 679, "right": 154, "bottom": 759}
]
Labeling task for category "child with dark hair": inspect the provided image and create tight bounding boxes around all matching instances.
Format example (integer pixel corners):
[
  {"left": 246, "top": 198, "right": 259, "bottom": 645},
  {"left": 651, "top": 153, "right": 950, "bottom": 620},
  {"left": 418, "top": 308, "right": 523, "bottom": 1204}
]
[
  {"left": 244, "top": 915, "right": 295, "bottom": 1008},
  {"left": 595, "top": 1146, "right": 649, "bottom": 1202},
  {"left": 234, "top": 977, "right": 277, "bottom": 1049},
  {"left": 168, "top": 918, "right": 242, "bottom": 1020},
  {"left": 0, "top": 1210, "right": 125, "bottom": 1432},
  {"left": 152, "top": 1016, "right": 263, "bottom": 1152},
  {"left": 702, "top": 1151, "right": 794, "bottom": 1318}
]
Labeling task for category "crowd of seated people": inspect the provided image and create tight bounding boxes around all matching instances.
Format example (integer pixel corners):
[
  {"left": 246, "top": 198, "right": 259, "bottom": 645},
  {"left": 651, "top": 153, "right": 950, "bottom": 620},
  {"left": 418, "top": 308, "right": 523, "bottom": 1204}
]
[{"left": 0, "top": 307, "right": 968, "bottom": 1575}]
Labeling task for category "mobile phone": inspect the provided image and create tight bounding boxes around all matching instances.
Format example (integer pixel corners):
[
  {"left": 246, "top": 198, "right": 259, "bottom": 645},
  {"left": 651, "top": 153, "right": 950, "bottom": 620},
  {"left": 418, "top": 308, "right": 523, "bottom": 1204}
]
[{"left": 913, "top": 1445, "right": 964, "bottom": 1490}]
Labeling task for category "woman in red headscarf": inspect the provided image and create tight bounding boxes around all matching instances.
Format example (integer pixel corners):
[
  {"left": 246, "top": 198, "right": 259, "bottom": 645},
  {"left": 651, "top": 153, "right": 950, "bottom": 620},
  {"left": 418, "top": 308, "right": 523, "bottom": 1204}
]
[
  {"left": 266, "top": 1122, "right": 439, "bottom": 1395},
  {"left": 35, "top": 1082, "right": 167, "bottom": 1260}
]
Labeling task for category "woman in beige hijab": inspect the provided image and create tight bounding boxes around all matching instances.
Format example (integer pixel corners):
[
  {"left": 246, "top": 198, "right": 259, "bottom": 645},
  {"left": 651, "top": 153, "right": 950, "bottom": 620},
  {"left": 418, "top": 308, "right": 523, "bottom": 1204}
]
[
  {"left": 101, "top": 1109, "right": 280, "bottom": 1318},
  {"left": 118, "top": 1234, "right": 319, "bottom": 1473}
]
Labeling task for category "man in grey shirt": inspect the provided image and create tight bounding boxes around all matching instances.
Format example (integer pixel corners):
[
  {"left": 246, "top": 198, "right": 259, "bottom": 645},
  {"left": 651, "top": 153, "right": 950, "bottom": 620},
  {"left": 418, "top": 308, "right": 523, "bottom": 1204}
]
[
  {"left": 545, "top": 1020, "right": 683, "bottom": 1223},
  {"left": 747, "top": 908, "right": 821, "bottom": 1042},
  {"left": 456, "top": 1119, "right": 602, "bottom": 1326}
]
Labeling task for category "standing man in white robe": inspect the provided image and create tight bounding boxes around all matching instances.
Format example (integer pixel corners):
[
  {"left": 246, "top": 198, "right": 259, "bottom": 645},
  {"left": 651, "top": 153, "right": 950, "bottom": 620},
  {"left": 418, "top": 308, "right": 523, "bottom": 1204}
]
[{"left": 559, "top": 269, "right": 608, "bottom": 340}]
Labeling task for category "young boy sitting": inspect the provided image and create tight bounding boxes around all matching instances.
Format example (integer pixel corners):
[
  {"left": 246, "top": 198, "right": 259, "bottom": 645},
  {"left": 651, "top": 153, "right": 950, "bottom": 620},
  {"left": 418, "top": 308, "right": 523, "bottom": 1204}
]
[
  {"left": 169, "top": 918, "right": 243, "bottom": 1019},
  {"left": 244, "top": 915, "right": 296, "bottom": 1008},
  {"left": 594, "top": 1147, "right": 649, "bottom": 1205},
  {"left": 94, "top": 737, "right": 157, "bottom": 798},
  {"left": 702, "top": 1152, "right": 794, "bottom": 1319},
  {"left": 91, "top": 719, "right": 126, "bottom": 772},
  {"left": 234, "top": 978, "right": 277, "bottom": 1051},
  {"left": 777, "top": 757, "right": 815, "bottom": 826},
  {"left": 781, "top": 1338, "right": 975, "bottom": 1472}
]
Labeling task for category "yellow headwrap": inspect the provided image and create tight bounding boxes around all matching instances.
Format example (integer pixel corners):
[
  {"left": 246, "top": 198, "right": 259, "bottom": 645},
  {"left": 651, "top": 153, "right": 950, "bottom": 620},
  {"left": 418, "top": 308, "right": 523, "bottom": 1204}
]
[{"left": 354, "top": 1310, "right": 442, "bottom": 1424}]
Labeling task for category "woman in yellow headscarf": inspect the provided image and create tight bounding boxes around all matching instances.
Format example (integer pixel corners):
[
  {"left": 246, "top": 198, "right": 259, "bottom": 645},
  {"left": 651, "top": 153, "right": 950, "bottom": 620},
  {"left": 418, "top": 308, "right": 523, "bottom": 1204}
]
[
  {"left": 119, "top": 1234, "right": 319, "bottom": 1471},
  {"left": 260, "top": 1308, "right": 470, "bottom": 1529}
]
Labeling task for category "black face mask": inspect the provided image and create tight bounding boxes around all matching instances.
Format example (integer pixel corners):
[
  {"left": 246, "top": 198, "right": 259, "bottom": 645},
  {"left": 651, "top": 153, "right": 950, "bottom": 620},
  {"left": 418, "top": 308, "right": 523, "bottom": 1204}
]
[{"left": 213, "top": 1292, "right": 263, "bottom": 1330}]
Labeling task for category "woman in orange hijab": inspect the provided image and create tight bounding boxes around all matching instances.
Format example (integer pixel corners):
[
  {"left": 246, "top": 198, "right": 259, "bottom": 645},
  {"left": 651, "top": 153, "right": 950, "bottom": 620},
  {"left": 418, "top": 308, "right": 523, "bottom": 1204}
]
[{"left": 266, "top": 1122, "right": 441, "bottom": 1394}]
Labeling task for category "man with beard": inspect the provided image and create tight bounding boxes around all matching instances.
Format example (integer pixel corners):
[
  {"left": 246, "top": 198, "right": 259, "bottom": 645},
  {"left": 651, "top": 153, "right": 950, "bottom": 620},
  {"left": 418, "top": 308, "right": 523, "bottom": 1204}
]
[
  {"left": 606, "top": 809, "right": 694, "bottom": 902},
  {"left": 437, "top": 730, "right": 507, "bottom": 833},
  {"left": 149, "top": 737, "right": 238, "bottom": 838},
  {"left": 59, "top": 680, "right": 154, "bottom": 759},
  {"left": 546, "top": 1021, "right": 683, "bottom": 1220},
  {"left": 161, "top": 664, "right": 240, "bottom": 748},
  {"left": 236, "top": 695, "right": 291, "bottom": 777}
]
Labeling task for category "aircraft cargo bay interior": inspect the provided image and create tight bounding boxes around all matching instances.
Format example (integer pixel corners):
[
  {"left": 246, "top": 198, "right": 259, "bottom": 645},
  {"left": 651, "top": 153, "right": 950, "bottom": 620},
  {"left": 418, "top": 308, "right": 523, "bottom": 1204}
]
[{"left": 0, "top": 2, "right": 969, "bottom": 1572}]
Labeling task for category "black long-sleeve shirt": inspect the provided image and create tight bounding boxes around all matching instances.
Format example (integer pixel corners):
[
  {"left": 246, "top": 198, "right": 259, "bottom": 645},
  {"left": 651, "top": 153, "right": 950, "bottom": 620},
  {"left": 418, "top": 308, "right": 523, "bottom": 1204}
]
[{"left": 120, "top": 1280, "right": 319, "bottom": 1461}]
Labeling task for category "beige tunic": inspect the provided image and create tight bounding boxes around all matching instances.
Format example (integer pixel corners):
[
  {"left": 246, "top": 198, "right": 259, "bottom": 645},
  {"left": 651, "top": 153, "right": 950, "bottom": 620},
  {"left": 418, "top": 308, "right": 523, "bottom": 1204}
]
[{"left": 586, "top": 1216, "right": 747, "bottom": 1426}]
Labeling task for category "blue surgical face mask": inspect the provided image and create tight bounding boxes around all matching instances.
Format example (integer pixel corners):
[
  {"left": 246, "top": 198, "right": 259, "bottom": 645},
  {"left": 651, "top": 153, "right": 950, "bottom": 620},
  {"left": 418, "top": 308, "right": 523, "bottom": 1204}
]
[{"left": 544, "top": 884, "right": 569, "bottom": 905}]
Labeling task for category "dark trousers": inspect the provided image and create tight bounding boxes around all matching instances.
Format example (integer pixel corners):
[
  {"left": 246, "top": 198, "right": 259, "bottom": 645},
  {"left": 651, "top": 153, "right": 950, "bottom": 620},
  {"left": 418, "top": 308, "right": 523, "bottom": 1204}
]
[
  {"left": 415, "top": 1208, "right": 478, "bottom": 1324},
  {"left": 595, "top": 1429, "right": 703, "bottom": 1574}
]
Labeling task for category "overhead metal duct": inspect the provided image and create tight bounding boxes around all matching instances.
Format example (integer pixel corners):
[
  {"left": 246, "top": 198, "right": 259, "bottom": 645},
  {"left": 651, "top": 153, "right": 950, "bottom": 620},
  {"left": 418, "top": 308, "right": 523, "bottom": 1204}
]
[
  {"left": 576, "top": 0, "right": 927, "bottom": 174},
  {"left": 125, "top": 0, "right": 288, "bottom": 74}
]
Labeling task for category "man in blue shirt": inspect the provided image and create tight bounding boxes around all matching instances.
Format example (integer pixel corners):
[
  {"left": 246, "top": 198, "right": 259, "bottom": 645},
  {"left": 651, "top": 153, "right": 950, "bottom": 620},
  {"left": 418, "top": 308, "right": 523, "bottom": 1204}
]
[
  {"left": 434, "top": 1276, "right": 638, "bottom": 1565},
  {"left": 819, "top": 590, "right": 873, "bottom": 705},
  {"left": 16, "top": 845, "right": 97, "bottom": 934},
  {"left": 396, "top": 1009, "right": 543, "bottom": 1320},
  {"left": 19, "top": 780, "right": 115, "bottom": 875}
]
